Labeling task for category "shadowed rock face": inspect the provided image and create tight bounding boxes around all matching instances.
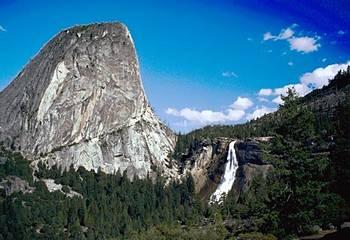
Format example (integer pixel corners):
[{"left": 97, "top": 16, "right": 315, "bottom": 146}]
[
  {"left": 236, "top": 140, "right": 267, "bottom": 165},
  {"left": 0, "top": 23, "right": 177, "bottom": 179}
]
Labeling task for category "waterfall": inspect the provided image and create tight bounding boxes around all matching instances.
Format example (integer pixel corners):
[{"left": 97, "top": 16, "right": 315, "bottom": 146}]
[{"left": 210, "top": 140, "right": 238, "bottom": 203}]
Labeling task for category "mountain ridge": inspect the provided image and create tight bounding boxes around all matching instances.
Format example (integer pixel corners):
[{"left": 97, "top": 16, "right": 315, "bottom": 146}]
[{"left": 176, "top": 70, "right": 350, "bottom": 142}]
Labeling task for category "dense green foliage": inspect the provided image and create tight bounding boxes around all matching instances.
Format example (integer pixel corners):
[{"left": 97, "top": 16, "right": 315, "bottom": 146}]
[
  {"left": 122, "top": 223, "right": 228, "bottom": 240},
  {"left": 0, "top": 153, "right": 206, "bottom": 239},
  {"left": 238, "top": 232, "right": 277, "bottom": 240},
  {"left": 0, "top": 146, "right": 33, "bottom": 184},
  {"left": 329, "top": 96, "right": 350, "bottom": 206},
  {"left": 219, "top": 87, "right": 350, "bottom": 238}
]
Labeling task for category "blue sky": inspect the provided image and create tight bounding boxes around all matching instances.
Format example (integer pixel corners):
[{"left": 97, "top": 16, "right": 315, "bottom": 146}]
[{"left": 1, "top": 0, "right": 350, "bottom": 132}]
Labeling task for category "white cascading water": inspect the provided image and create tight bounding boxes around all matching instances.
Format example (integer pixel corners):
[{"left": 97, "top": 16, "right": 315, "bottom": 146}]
[{"left": 210, "top": 140, "right": 238, "bottom": 203}]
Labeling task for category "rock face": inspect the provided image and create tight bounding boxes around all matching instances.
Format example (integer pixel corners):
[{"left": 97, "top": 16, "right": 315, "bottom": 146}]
[
  {"left": 234, "top": 139, "right": 273, "bottom": 200},
  {"left": 43, "top": 179, "right": 82, "bottom": 198},
  {"left": 0, "top": 176, "right": 35, "bottom": 196},
  {"left": 181, "top": 138, "right": 231, "bottom": 198},
  {"left": 182, "top": 138, "right": 272, "bottom": 200},
  {"left": 233, "top": 163, "right": 273, "bottom": 196},
  {"left": 0, "top": 23, "right": 177, "bottom": 179},
  {"left": 236, "top": 140, "right": 266, "bottom": 165},
  {"left": 302, "top": 82, "right": 350, "bottom": 118}
]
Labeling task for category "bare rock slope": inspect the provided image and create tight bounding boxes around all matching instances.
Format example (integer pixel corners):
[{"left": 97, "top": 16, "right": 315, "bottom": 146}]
[{"left": 0, "top": 23, "right": 177, "bottom": 179}]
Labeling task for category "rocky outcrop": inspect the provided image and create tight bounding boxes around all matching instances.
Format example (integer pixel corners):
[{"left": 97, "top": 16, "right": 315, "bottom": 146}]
[
  {"left": 0, "top": 23, "right": 177, "bottom": 179},
  {"left": 233, "top": 163, "right": 273, "bottom": 194},
  {"left": 181, "top": 138, "right": 231, "bottom": 198},
  {"left": 236, "top": 139, "right": 267, "bottom": 165},
  {"left": 0, "top": 176, "right": 35, "bottom": 196},
  {"left": 233, "top": 138, "right": 273, "bottom": 199},
  {"left": 43, "top": 179, "right": 82, "bottom": 198},
  {"left": 182, "top": 137, "right": 273, "bottom": 200},
  {"left": 302, "top": 82, "right": 350, "bottom": 118}
]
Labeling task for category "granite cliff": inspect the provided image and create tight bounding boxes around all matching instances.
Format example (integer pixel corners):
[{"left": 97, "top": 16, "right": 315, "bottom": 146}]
[{"left": 0, "top": 23, "right": 177, "bottom": 179}]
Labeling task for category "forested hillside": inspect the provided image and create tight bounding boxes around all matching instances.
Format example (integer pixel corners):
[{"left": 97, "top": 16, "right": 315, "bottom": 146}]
[
  {"left": 220, "top": 87, "right": 350, "bottom": 237},
  {"left": 0, "top": 147, "right": 209, "bottom": 239},
  {"left": 0, "top": 69, "right": 349, "bottom": 239},
  {"left": 172, "top": 69, "right": 350, "bottom": 238}
]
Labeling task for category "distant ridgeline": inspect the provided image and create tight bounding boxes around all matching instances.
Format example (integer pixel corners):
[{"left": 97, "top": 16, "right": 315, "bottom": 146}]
[
  {"left": 0, "top": 70, "right": 349, "bottom": 239},
  {"left": 174, "top": 67, "right": 350, "bottom": 147}
]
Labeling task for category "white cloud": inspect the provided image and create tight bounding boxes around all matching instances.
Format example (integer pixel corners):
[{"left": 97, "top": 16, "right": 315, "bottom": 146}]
[
  {"left": 257, "top": 97, "right": 269, "bottom": 102},
  {"left": 263, "top": 32, "right": 274, "bottom": 41},
  {"left": 274, "top": 83, "right": 311, "bottom": 97},
  {"left": 165, "top": 108, "right": 179, "bottom": 116},
  {"left": 166, "top": 96, "right": 255, "bottom": 125},
  {"left": 226, "top": 109, "right": 246, "bottom": 121},
  {"left": 246, "top": 106, "right": 276, "bottom": 120},
  {"left": 279, "top": 28, "right": 295, "bottom": 40},
  {"left": 263, "top": 25, "right": 320, "bottom": 53},
  {"left": 222, "top": 71, "right": 238, "bottom": 78},
  {"left": 338, "top": 30, "right": 346, "bottom": 35},
  {"left": 258, "top": 88, "right": 273, "bottom": 96},
  {"left": 166, "top": 108, "right": 224, "bottom": 124},
  {"left": 322, "top": 58, "right": 327, "bottom": 62},
  {"left": 0, "top": 25, "right": 6, "bottom": 32},
  {"left": 288, "top": 36, "right": 320, "bottom": 53},
  {"left": 263, "top": 27, "right": 294, "bottom": 41},
  {"left": 272, "top": 96, "right": 283, "bottom": 105},
  {"left": 300, "top": 61, "right": 350, "bottom": 89},
  {"left": 257, "top": 61, "right": 350, "bottom": 105},
  {"left": 247, "top": 37, "right": 253, "bottom": 41},
  {"left": 230, "top": 97, "right": 253, "bottom": 110},
  {"left": 166, "top": 107, "right": 245, "bottom": 125},
  {"left": 288, "top": 61, "right": 294, "bottom": 66}
]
